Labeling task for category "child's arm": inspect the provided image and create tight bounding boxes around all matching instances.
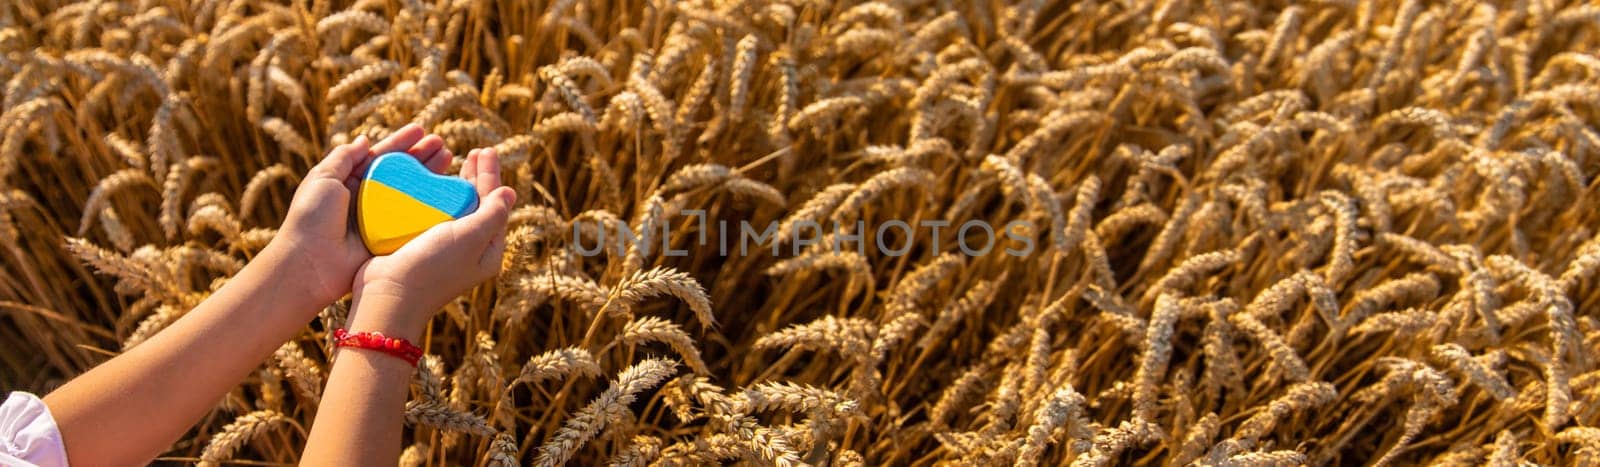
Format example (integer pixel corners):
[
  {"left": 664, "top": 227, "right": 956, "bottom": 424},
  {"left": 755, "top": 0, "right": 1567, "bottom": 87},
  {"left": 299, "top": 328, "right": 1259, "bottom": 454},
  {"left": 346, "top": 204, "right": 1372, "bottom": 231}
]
[
  {"left": 41, "top": 125, "right": 452, "bottom": 466},
  {"left": 302, "top": 148, "right": 514, "bottom": 465}
]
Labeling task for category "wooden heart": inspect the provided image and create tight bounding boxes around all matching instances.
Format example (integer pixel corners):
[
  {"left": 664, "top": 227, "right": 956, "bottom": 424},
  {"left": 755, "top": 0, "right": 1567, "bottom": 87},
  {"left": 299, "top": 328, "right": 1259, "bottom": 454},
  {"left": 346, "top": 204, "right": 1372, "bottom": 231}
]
[{"left": 358, "top": 153, "right": 479, "bottom": 255}]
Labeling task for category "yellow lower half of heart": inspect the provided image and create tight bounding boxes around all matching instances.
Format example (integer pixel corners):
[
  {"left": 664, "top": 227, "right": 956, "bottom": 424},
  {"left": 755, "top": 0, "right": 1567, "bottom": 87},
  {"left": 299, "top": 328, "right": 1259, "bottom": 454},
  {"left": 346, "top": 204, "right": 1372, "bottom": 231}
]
[{"left": 360, "top": 180, "right": 455, "bottom": 255}]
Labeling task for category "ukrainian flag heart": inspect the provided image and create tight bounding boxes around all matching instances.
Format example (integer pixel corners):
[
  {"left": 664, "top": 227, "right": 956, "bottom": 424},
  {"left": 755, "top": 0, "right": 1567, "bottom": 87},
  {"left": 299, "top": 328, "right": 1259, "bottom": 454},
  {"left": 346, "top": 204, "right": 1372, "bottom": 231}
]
[{"left": 358, "top": 153, "right": 479, "bottom": 255}]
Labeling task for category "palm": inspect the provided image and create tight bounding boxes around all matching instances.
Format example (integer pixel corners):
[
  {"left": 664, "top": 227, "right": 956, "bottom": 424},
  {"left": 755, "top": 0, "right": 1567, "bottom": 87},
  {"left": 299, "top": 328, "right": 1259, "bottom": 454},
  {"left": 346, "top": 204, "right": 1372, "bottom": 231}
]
[{"left": 352, "top": 222, "right": 457, "bottom": 292}]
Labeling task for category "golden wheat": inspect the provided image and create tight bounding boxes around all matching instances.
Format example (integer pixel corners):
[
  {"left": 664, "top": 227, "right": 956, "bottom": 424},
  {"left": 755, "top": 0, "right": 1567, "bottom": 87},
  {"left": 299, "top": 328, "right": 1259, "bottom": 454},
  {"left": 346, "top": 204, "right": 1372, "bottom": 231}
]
[{"left": 3, "top": 0, "right": 1600, "bottom": 464}]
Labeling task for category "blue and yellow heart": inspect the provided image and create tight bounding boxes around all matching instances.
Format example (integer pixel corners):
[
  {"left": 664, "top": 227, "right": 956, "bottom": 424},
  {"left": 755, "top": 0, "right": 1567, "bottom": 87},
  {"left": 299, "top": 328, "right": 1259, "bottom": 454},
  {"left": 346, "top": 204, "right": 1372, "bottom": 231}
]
[{"left": 358, "top": 152, "right": 479, "bottom": 255}]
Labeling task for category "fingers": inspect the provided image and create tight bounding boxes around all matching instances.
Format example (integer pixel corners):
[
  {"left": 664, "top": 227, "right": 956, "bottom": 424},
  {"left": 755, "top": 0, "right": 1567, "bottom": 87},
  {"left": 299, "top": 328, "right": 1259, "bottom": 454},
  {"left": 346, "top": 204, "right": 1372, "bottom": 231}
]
[
  {"left": 475, "top": 148, "right": 501, "bottom": 196},
  {"left": 467, "top": 150, "right": 507, "bottom": 274},
  {"left": 308, "top": 135, "right": 370, "bottom": 182},
  {"left": 425, "top": 147, "right": 452, "bottom": 174},
  {"left": 461, "top": 148, "right": 480, "bottom": 186},
  {"left": 461, "top": 186, "right": 516, "bottom": 247},
  {"left": 370, "top": 123, "right": 426, "bottom": 156},
  {"left": 348, "top": 124, "right": 428, "bottom": 184},
  {"left": 459, "top": 147, "right": 500, "bottom": 199},
  {"left": 466, "top": 149, "right": 508, "bottom": 274},
  {"left": 410, "top": 135, "right": 450, "bottom": 174}
]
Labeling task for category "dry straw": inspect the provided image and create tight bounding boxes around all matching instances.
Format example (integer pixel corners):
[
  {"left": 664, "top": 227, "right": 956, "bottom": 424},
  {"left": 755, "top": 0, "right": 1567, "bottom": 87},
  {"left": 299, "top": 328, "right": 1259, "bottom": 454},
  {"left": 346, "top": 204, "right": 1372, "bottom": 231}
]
[{"left": 4, "top": 0, "right": 1600, "bottom": 464}]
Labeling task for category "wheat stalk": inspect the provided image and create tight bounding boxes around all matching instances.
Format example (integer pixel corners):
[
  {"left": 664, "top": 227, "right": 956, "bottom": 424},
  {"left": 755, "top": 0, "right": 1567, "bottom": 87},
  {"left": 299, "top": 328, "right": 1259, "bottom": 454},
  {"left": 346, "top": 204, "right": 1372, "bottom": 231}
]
[
  {"left": 1017, "top": 384, "right": 1089, "bottom": 467},
  {"left": 611, "top": 266, "right": 715, "bottom": 328},
  {"left": 1232, "top": 381, "right": 1336, "bottom": 443},
  {"left": 534, "top": 358, "right": 678, "bottom": 467},
  {"left": 611, "top": 316, "right": 708, "bottom": 374},
  {"left": 9, "top": 1, "right": 1600, "bottom": 464},
  {"left": 272, "top": 341, "right": 324, "bottom": 404},
  {"left": 198, "top": 410, "right": 288, "bottom": 466},
  {"left": 405, "top": 399, "right": 496, "bottom": 436}
]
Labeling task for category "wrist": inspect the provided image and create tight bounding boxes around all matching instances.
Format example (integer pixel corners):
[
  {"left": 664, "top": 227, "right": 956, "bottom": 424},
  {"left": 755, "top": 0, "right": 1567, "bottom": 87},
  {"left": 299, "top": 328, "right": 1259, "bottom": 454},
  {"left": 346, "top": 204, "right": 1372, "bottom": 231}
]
[
  {"left": 260, "top": 237, "right": 348, "bottom": 306},
  {"left": 242, "top": 244, "right": 330, "bottom": 317},
  {"left": 348, "top": 281, "right": 431, "bottom": 343},
  {"left": 331, "top": 328, "right": 423, "bottom": 367}
]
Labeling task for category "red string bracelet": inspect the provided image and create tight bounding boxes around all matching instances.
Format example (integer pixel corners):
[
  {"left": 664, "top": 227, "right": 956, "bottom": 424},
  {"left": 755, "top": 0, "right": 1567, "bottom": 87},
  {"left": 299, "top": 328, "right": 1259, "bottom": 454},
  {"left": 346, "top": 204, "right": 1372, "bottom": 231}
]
[{"left": 332, "top": 328, "right": 423, "bottom": 367}]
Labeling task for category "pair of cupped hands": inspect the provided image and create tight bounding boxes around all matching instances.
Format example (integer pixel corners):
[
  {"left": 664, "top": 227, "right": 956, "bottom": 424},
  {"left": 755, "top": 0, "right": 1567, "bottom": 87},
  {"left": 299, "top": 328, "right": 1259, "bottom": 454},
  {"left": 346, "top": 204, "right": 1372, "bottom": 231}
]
[{"left": 264, "top": 123, "right": 516, "bottom": 336}]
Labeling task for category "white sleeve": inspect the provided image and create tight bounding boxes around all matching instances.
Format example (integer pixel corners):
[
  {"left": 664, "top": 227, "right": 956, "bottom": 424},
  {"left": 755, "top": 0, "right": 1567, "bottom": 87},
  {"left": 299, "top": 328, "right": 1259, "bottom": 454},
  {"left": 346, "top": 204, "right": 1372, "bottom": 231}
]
[{"left": 0, "top": 392, "right": 69, "bottom": 467}]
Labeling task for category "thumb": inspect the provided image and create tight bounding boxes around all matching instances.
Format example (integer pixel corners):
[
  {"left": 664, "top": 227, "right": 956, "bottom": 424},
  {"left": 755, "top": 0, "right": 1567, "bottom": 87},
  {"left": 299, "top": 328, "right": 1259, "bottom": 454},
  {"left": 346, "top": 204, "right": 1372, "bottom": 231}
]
[
  {"left": 471, "top": 187, "right": 516, "bottom": 277},
  {"left": 462, "top": 186, "right": 516, "bottom": 246}
]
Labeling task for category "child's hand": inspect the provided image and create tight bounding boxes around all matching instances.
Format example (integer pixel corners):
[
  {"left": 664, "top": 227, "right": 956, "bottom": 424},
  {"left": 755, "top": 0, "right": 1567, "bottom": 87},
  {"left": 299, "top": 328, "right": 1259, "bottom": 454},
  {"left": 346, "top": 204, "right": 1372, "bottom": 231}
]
[
  {"left": 345, "top": 147, "right": 516, "bottom": 339},
  {"left": 267, "top": 124, "right": 454, "bottom": 306}
]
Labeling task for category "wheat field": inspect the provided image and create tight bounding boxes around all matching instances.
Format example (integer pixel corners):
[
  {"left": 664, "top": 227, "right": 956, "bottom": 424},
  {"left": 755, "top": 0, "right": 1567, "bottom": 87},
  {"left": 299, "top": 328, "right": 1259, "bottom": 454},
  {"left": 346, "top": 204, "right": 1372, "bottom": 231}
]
[{"left": 2, "top": 0, "right": 1599, "bottom": 465}]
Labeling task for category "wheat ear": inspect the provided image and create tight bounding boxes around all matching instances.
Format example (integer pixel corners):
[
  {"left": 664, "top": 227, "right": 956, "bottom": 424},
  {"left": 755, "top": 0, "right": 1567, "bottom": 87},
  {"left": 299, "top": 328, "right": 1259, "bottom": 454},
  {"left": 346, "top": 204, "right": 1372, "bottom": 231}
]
[
  {"left": 535, "top": 358, "right": 678, "bottom": 467},
  {"left": 198, "top": 410, "right": 288, "bottom": 466},
  {"left": 611, "top": 316, "right": 709, "bottom": 374}
]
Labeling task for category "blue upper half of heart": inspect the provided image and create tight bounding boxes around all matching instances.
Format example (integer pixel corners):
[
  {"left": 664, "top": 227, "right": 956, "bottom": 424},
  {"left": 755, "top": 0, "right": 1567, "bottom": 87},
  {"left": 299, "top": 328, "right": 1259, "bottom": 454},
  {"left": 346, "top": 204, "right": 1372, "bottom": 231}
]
[{"left": 365, "top": 152, "right": 480, "bottom": 217}]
